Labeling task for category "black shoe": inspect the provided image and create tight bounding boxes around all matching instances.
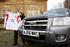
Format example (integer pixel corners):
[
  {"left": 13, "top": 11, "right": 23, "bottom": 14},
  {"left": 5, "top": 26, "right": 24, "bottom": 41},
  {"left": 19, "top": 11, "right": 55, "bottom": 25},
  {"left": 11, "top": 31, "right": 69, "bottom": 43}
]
[
  {"left": 13, "top": 44, "right": 17, "bottom": 47},
  {"left": 13, "top": 43, "right": 18, "bottom": 47},
  {"left": 13, "top": 43, "right": 17, "bottom": 46},
  {"left": 13, "top": 45, "right": 18, "bottom": 47}
]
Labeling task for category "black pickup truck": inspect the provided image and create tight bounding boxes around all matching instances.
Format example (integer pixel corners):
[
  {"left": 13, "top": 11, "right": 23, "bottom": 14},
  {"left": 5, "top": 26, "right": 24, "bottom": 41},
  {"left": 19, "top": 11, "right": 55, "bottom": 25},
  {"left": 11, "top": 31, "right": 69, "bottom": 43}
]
[{"left": 19, "top": 8, "right": 70, "bottom": 47}]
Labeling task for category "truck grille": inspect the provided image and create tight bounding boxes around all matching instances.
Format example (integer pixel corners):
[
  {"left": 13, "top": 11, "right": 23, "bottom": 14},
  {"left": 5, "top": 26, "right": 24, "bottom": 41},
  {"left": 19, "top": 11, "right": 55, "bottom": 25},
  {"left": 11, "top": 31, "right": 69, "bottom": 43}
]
[{"left": 24, "top": 18, "right": 48, "bottom": 31}]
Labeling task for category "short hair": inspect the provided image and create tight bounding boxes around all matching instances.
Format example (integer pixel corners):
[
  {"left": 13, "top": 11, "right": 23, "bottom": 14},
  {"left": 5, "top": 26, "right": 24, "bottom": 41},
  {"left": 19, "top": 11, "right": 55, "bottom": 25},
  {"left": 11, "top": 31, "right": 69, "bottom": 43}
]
[{"left": 16, "top": 7, "right": 20, "bottom": 12}]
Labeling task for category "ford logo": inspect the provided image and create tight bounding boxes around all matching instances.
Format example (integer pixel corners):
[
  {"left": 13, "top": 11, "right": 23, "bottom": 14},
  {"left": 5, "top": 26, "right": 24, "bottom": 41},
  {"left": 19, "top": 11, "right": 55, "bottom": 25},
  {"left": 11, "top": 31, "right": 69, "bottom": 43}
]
[{"left": 29, "top": 21, "right": 36, "bottom": 25}]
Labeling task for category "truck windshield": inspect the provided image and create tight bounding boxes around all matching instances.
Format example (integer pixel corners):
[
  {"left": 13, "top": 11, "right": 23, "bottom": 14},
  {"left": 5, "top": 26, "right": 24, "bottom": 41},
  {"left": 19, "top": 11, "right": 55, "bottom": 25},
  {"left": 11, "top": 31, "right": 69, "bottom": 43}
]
[{"left": 43, "top": 8, "right": 69, "bottom": 17}]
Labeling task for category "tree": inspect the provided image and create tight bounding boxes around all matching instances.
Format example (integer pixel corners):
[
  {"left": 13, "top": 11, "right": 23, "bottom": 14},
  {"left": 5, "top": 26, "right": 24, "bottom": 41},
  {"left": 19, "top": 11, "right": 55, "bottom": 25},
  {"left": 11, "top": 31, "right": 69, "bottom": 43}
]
[
  {"left": 47, "top": 0, "right": 65, "bottom": 10},
  {"left": 64, "top": 0, "right": 70, "bottom": 9}
]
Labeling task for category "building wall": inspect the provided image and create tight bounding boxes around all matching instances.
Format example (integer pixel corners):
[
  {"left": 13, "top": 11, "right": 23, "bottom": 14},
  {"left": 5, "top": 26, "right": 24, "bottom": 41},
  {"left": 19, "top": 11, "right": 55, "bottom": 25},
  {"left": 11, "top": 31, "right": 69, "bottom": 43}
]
[
  {"left": 64, "top": 0, "right": 70, "bottom": 8},
  {"left": 0, "top": 0, "right": 47, "bottom": 16},
  {"left": 0, "top": 0, "right": 24, "bottom": 17},
  {"left": 23, "top": 0, "right": 47, "bottom": 16}
]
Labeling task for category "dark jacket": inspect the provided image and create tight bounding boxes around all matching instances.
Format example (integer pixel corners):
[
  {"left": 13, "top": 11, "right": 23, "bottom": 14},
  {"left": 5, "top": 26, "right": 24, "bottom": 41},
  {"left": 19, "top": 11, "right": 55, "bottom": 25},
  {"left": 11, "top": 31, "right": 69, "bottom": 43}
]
[{"left": 20, "top": 12, "right": 25, "bottom": 20}]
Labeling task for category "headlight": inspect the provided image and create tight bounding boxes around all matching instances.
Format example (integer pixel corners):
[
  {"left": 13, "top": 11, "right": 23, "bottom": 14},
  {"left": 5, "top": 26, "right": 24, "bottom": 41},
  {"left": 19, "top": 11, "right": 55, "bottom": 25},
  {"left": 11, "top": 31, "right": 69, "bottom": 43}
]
[
  {"left": 22, "top": 26, "right": 24, "bottom": 29},
  {"left": 23, "top": 20, "right": 26, "bottom": 22},
  {"left": 53, "top": 17, "right": 70, "bottom": 26},
  {"left": 22, "top": 23, "right": 25, "bottom": 25},
  {"left": 22, "top": 20, "right": 25, "bottom": 28},
  {"left": 22, "top": 22, "right": 24, "bottom": 28},
  {"left": 22, "top": 20, "right": 25, "bottom": 25}
]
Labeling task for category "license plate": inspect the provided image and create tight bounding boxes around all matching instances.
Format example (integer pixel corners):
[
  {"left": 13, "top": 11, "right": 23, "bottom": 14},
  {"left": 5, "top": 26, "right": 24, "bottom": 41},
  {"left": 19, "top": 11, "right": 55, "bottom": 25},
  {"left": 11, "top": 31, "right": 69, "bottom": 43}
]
[{"left": 22, "top": 30, "right": 39, "bottom": 37}]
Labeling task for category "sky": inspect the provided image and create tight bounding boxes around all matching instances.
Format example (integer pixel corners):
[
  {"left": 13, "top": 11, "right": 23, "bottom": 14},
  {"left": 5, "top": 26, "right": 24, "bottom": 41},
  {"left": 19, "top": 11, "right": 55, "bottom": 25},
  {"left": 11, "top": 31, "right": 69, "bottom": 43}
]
[{"left": 47, "top": 0, "right": 65, "bottom": 10}]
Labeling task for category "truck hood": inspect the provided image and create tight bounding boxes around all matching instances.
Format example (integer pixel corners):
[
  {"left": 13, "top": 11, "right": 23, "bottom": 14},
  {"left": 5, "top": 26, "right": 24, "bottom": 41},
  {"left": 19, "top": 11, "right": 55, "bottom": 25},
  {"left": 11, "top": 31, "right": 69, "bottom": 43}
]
[
  {"left": 24, "top": 15, "right": 48, "bottom": 20},
  {"left": 24, "top": 8, "right": 70, "bottom": 20}
]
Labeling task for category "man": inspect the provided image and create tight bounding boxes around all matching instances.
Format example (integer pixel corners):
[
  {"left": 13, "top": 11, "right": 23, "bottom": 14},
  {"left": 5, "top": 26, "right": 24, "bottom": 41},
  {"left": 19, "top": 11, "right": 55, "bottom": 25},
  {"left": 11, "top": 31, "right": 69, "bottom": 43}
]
[
  {"left": 4, "top": 9, "right": 12, "bottom": 29},
  {"left": 3, "top": 8, "right": 21, "bottom": 47},
  {"left": 13, "top": 8, "right": 21, "bottom": 47},
  {"left": 13, "top": 8, "right": 25, "bottom": 47}
]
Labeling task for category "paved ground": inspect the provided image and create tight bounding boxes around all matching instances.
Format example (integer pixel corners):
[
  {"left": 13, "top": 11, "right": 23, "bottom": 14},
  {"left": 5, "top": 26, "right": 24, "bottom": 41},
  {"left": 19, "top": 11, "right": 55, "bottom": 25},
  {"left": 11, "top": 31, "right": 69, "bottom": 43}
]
[{"left": 0, "top": 30, "right": 24, "bottom": 47}]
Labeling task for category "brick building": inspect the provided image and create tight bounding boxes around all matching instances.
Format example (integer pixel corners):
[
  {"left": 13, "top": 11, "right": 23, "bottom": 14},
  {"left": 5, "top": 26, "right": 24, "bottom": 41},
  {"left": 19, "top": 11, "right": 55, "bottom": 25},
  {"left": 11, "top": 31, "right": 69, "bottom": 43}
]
[
  {"left": 0, "top": 0, "right": 47, "bottom": 17},
  {"left": 64, "top": 0, "right": 70, "bottom": 8},
  {"left": 0, "top": 0, "right": 47, "bottom": 27}
]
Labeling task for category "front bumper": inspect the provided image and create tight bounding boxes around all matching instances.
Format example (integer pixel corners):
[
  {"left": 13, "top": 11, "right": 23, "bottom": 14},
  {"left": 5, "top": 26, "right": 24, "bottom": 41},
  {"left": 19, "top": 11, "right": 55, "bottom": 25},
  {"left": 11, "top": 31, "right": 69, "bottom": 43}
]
[
  {"left": 19, "top": 30, "right": 48, "bottom": 42},
  {"left": 19, "top": 26, "right": 70, "bottom": 45}
]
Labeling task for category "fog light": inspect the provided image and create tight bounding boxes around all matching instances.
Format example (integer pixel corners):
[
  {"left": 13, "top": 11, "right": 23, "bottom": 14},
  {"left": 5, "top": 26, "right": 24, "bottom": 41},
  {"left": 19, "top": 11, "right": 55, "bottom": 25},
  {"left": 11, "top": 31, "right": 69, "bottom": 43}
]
[{"left": 56, "top": 34, "right": 66, "bottom": 41}]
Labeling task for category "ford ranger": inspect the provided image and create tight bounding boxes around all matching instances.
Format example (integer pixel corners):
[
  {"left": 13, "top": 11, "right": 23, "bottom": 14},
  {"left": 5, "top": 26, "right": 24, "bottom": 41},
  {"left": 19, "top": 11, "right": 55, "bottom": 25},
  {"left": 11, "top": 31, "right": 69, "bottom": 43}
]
[{"left": 19, "top": 8, "right": 70, "bottom": 47}]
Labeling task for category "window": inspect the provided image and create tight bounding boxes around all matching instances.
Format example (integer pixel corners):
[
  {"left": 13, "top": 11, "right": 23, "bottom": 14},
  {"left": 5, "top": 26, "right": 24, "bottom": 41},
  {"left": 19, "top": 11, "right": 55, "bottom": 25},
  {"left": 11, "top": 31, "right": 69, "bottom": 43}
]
[{"left": 27, "top": 9, "right": 41, "bottom": 16}]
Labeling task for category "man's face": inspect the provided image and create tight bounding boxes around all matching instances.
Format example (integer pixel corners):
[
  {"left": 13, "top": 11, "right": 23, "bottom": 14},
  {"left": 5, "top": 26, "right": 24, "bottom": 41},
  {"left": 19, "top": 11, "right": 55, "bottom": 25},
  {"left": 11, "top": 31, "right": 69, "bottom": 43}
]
[{"left": 16, "top": 7, "right": 20, "bottom": 12}]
